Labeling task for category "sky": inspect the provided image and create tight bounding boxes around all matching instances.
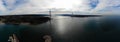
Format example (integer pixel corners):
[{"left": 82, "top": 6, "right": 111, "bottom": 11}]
[{"left": 0, "top": 0, "right": 120, "bottom": 15}]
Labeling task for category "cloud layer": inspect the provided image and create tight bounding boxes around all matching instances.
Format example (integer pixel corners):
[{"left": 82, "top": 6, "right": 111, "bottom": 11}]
[{"left": 0, "top": 0, "right": 120, "bottom": 15}]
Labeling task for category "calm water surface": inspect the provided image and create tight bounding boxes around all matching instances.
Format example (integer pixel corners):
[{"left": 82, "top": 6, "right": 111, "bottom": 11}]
[{"left": 0, "top": 16, "right": 120, "bottom": 42}]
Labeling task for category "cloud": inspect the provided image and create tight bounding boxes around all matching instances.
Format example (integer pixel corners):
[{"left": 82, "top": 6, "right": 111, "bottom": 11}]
[
  {"left": 88, "top": 0, "right": 99, "bottom": 9},
  {"left": 2, "top": 0, "right": 27, "bottom": 10},
  {"left": 0, "top": 0, "right": 120, "bottom": 15},
  {"left": 10, "top": 0, "right": 92, "bottom": 14},
  {"left": 92, "top": 0, "right": 120, "bottom": 11},
  {"left": 0, "top": 0, "right": 94, "bottom": 14},
  {"left": 0, "top": 0, "right": 28, "bottom": 15},
  {"left": 10, "top": 0, "right": 54, "bottom": 14},
  {"left": 69, "top": 0, "right": 99, "bottom": 12},
  {"left": 0, "top": 0, "right": 7, "bottom": 14}
]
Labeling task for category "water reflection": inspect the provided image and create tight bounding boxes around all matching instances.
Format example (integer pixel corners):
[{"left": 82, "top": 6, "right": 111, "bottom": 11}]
[
  {"left": 52, "top": 16, "right": 89, "bottom": 36},
  {"left": 50, "top": 16, "right": 101, "bottom": 42},
  {"left": 1, "top": 15, "right": 120, "bottom": 42},
  {"left": 84, "top": 15, "right": 120, "bottom": 42}
]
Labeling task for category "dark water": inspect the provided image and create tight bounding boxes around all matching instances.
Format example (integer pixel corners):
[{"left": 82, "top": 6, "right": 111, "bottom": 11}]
[{"left": 0, "top": 16, "right": 120, "bottom": 42}]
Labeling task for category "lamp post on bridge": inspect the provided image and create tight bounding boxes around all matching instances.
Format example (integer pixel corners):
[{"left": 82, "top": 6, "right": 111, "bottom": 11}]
[
  {"left": 49, "top": 9, "right": 52, "bottom": 18},
  {"left": 72, "top": 12, "right": 74, "bottom": 16}
]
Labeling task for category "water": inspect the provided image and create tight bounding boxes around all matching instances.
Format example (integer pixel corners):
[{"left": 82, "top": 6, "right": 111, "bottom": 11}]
[{"left": 0, "top": 16, "right": 120, "bottom": 42}]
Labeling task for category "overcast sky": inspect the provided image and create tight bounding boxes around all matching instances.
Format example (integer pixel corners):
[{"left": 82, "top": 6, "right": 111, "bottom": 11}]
[{"left": 0, "top": 0, "right": 120, "bottom": 15}]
